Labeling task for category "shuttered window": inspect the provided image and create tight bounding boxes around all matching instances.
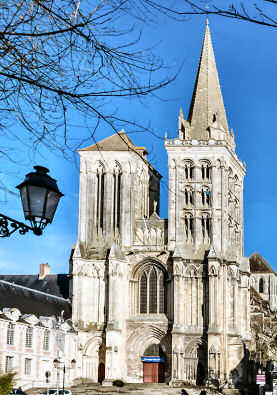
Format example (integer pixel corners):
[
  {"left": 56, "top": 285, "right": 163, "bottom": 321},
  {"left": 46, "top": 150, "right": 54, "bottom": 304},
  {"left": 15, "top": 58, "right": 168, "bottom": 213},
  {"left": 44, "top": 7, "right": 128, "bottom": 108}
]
[{"left": 6, "top": 323, "right": 15, "bottom": 345}]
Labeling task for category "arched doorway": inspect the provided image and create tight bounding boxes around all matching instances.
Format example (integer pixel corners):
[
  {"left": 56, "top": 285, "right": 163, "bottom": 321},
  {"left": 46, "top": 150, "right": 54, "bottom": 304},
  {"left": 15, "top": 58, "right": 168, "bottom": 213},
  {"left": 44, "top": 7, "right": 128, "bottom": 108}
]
[
  {"left": 82, "top": 338, "right": 106, "bottom": 383},
  {"left": 142, "top": 344, "right": 165, "bottom": 383}
]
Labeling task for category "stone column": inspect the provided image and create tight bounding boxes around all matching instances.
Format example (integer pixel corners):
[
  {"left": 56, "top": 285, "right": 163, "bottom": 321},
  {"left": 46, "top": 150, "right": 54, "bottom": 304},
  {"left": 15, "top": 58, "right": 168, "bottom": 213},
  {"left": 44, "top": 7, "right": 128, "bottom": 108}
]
[
  {"left": 232, "top": 274, "right": 238, "bottom": 331},
  {"left": 104, "top": 172, "right": 114, "bottom": 236},
  {"left": 209, "top": 274, "right": 214, "bottom": 328},
  {"left": 214, "top": 275, "right": 218, "bottom": 327},
  {"left": 168, "top": 159, "right": 175, "bottom": 250}
]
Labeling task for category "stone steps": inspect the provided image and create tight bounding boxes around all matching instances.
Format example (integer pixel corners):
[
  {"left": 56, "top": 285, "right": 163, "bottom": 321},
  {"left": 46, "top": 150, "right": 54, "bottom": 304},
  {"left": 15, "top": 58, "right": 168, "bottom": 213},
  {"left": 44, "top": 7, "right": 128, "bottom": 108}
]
[{"left": 28, "top": 384, "right": 221, "bottom": 395}]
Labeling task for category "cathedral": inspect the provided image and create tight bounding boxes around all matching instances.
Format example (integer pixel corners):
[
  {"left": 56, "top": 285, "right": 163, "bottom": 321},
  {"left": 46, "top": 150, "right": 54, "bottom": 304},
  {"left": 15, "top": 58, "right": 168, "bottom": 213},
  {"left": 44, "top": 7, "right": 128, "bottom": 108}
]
[
  {"left": 70, "top": 21, "right": 276, "bottom": 388},
  {"left": 1, "top": 22, "right": 277, "bottom": 392}
]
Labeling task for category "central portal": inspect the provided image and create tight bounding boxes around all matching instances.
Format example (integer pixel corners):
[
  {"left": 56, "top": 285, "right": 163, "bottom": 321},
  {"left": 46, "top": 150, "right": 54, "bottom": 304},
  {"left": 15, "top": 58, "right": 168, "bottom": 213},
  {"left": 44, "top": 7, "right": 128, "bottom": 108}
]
[{"left": 142, "top": 344, "right": 165, "bottom": 383}]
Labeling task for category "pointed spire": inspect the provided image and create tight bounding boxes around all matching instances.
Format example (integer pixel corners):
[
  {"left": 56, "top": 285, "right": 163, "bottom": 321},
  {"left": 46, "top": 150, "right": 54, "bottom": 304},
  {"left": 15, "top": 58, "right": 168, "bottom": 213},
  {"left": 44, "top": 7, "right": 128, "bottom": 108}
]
[{"left": 187, "top": 22, "right": 229, "bottom": 139}]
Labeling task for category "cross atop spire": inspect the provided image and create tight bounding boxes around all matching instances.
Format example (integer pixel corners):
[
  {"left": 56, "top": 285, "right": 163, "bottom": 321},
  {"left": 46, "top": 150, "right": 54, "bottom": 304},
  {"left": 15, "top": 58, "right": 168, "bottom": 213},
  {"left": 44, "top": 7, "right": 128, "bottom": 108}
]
[{"left": 187, "top": 22, "right": 229, "bottom": 139}]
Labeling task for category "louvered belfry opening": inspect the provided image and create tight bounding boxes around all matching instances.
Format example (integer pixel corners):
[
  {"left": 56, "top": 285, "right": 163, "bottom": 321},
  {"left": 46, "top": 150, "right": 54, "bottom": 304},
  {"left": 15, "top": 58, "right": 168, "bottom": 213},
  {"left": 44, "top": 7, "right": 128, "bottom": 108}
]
[{"left": 139, "top": 265, "right": 166, "bottom": 314}]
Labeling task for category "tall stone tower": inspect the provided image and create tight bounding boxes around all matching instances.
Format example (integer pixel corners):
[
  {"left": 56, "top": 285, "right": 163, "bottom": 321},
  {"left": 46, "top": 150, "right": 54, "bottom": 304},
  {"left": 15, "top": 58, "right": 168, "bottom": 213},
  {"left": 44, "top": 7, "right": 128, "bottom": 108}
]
[{"left": 165, "top": 20, "right": 250, "bottom": 383}]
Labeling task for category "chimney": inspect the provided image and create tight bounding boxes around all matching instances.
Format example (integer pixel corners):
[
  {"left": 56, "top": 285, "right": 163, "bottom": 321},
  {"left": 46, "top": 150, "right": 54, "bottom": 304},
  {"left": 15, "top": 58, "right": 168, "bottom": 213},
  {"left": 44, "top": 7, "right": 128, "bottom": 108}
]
[{"left": 39, "top": 263, "right": 50, "bottom": 280}]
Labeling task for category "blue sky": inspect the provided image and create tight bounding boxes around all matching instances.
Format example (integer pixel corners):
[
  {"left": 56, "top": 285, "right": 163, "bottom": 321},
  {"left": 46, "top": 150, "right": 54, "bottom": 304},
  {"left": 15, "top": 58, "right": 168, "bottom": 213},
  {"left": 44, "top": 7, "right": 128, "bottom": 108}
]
[{"left": 1, "top": 10, "right": 277, "bottom": 274}]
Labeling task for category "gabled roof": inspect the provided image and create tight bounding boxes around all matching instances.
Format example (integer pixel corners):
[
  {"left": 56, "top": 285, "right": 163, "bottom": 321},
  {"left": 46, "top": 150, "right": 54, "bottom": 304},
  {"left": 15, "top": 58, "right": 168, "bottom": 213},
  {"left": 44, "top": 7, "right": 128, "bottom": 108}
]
[
  {"left": 187, "top": 20, "right": 229, "bottom": 139},
  {"left": 0, "top": 274, "right": 69, "bottom": 299},
  {"left": 249, "top": 252, "right": 276, "bottom": 275},
  {"left": 78, "top": 130, "right": 147, "bottom": 154},
  {"left": 0, "top": 280, "right": 71, "bottom": 319}
]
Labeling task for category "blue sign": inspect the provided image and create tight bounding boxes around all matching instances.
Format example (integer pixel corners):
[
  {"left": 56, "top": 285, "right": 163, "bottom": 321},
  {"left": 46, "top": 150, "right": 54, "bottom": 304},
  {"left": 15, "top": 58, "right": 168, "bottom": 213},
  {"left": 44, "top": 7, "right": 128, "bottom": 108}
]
[{"left": 141, "top": 356, "right": 164, "bottom": 363}]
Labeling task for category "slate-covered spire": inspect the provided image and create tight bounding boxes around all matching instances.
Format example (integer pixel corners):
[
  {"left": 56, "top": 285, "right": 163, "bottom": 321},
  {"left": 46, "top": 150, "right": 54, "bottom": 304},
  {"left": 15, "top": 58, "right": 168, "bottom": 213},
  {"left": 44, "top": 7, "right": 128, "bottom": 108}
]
[{"left": 187, "top": 20, "right": 229, "bottom": 139}]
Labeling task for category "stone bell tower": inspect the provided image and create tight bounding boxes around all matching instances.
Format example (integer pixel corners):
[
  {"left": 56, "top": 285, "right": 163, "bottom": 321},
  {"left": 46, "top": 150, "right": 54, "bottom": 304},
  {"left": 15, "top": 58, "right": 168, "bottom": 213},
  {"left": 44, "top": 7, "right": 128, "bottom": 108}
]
[{"left": 165, "top": 21, "right": 250, "bottom": 385}]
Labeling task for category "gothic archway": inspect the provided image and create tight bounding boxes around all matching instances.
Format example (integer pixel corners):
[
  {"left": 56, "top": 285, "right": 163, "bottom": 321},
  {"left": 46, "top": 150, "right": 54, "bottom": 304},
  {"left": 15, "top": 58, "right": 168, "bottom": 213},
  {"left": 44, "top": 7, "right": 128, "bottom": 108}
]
[
  {"left": 184, "top": 338, "right": 208, "bottom": 385},
  {"left": 82, "top": 336, "right": 106, "bottom": 383},
  {"left": 126, "top": 325, "right": 171, "bottom": 383}
]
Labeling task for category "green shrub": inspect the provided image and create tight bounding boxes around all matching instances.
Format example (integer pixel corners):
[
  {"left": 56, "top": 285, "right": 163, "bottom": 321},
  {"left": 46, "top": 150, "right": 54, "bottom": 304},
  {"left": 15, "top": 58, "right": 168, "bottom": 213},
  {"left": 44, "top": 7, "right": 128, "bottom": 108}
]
[
  {"left": 0, "top": 372, "right": 16, "bottom": 395},
  {"left": 112, "top": 379, "right": 125, "bottom": 387}
]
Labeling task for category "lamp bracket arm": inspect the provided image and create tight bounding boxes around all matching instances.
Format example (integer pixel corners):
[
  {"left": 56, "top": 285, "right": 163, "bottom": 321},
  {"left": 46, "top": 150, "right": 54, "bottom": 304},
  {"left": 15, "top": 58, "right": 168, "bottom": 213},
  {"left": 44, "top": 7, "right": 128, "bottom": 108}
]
[{"left": 0, "top": 213, "right": 34, "bottom": 237}]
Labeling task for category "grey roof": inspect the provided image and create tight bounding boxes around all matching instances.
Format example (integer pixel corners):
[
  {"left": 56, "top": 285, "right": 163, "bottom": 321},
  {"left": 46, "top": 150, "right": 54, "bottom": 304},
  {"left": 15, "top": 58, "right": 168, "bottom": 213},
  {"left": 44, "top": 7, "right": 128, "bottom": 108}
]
[
  {"left": 249, "top": 252, "right": 277, "bottom": 275},
  {"left": 0, "top": 280, "right": 71, "bottom": 319},
  {"left": 0, "top": 274, "right": 69, "bottom": 298}
]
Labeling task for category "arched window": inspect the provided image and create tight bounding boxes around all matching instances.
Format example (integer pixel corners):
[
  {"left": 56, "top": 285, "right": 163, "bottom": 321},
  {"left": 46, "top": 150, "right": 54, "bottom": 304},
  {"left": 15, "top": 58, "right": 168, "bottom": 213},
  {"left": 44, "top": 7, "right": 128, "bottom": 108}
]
[
  {"left": 184, "top": 187, "right": 193, "bottom": 206},
  {"left": 201, "top": 214, "right": 211, "bottom": 243},
  {"left": 6, "top": 323, "right": 15, "bottom": 346},
  {"left": 139, "top": 265, "right": 166, "bottom": 314},
  {"left": 140, "top": 169, "right": 148, "bottom": 218},
  {"left": 259, "top": 278, "right": 264, "bottom": 293},
  {"left": 113, "top": 163, "right": 121, "bottom": 231},
  {"left": 143, "top": 344, "right": 164, "bottom": 357},
  {"left": 201, "top": 187, "right": 211, "bottom": 206},
  {"left": 184, "top": 214, "right": 194, "bottom": 243},
  {"left": 140, "top": 272, "right": 147, "bottom": 313},
  {"left": 201, "top": 161, "right": 210, "bottom": 180},
  {"left": 183, "top": 161, "right": 194, "bottom": 180},
  {"left": 149, "top": 269, "right": 157, "bottom": 313},
  {"left": 96, "top": 163, "right": 105, "bottom": 230}
]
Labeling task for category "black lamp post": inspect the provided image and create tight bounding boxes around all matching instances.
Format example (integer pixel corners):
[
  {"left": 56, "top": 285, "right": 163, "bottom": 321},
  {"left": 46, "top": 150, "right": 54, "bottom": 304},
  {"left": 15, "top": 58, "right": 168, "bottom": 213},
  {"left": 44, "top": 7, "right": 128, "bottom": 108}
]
[{"left": 0, "top": 166, "right": 63, "bottom": 237}]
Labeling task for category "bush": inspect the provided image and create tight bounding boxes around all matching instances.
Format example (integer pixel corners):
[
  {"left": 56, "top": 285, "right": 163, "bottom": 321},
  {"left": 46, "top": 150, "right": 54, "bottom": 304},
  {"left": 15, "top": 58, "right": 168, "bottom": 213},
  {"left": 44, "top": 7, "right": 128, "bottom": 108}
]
[
  {"left": 0, "top": 372, "right": 16, "bottom": 395},
  {"left": 112, "top": 379, "right": 125, "bottom": 387}
]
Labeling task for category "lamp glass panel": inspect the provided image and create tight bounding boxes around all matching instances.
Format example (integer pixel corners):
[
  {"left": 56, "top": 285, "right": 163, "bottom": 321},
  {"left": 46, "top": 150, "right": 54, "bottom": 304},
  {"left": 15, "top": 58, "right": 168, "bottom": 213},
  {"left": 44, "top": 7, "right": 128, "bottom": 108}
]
[
  {"left": 27, "top": 185, "right": 47, "bottom": 218},
  {"left": 45, "top": 190, "right": 61, "bottom": 222},
  {"left": 19, "top": 186, "right": 30, "bottom": 219}
]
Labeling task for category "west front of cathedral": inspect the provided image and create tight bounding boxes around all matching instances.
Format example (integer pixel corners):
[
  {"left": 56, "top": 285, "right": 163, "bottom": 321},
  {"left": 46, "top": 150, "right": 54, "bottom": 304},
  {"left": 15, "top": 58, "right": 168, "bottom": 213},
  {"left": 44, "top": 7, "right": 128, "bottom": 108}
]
[
  {"left": 1, "top": 22, "right": 277, "bottom": 392},
  {"left": 69, "top": 22, "right": 277, "bottom": 388}
]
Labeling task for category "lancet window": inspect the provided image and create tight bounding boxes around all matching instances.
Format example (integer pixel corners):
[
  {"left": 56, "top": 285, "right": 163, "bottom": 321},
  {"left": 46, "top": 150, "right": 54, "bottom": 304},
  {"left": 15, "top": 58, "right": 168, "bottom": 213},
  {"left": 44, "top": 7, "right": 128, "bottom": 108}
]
[
  {"left": 234, "top": 225, "right": 239, "bottom": 245},
  {"left": 139, "top": 169, "right": 148, "bottom": 218},
  {"left": 113, "top": 162, "right": 122, "bottom": 231},
  {"left": 259, "top": 278, "right": 264, "bottom": 293},
  {"left": 228, "top": 168, "right": 234, "bottom": 191},
  {"left": 139, "top": 265, "right": 166, "bottom": 314},
  {"left": 201, "top": 161, "right": 211, "bottom": 180},
  {"left": 96, "top": 163, "right": 105, "bottom": 230},
  {"left": 228, "top": 218, "right": 233, "bottom": 244},
  {"left": 184, "top": 213, "right": 194, "bottom": 243},
  {"left": 184, "top": 187, "right": 194, "bottom": 206},
  {"left": 201, "top": 214, "right": 211, "bottom": 243},
  {"left": 201, "top": 187, "right": 211, "bottom": 206},
  {"left": 183, "top": 161, "right": 194, "bottom": 180}
]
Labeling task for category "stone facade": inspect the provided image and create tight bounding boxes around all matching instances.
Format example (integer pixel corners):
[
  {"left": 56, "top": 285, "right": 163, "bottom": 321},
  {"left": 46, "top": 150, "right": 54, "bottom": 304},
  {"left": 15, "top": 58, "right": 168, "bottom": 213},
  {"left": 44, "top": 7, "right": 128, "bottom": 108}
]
[
  {"left": 70, "top": 22, "right": 271, "bottom": 389},
  {"left": 2, "top": 21, "right": 277, "bottom": 393},
  {"left": 0, "top": 307, "right": 77, "bottom": 389}
]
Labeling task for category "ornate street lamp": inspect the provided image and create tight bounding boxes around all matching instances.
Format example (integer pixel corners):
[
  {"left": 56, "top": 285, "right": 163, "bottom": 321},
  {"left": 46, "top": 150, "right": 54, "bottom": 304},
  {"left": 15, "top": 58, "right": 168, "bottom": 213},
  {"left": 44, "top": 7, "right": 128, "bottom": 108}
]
[
  {"left": 0, "top": 166, "right": 63, "bottom": 237},
  {"left": 53, "top": 358, "right": 76, "bottom": 393}
]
